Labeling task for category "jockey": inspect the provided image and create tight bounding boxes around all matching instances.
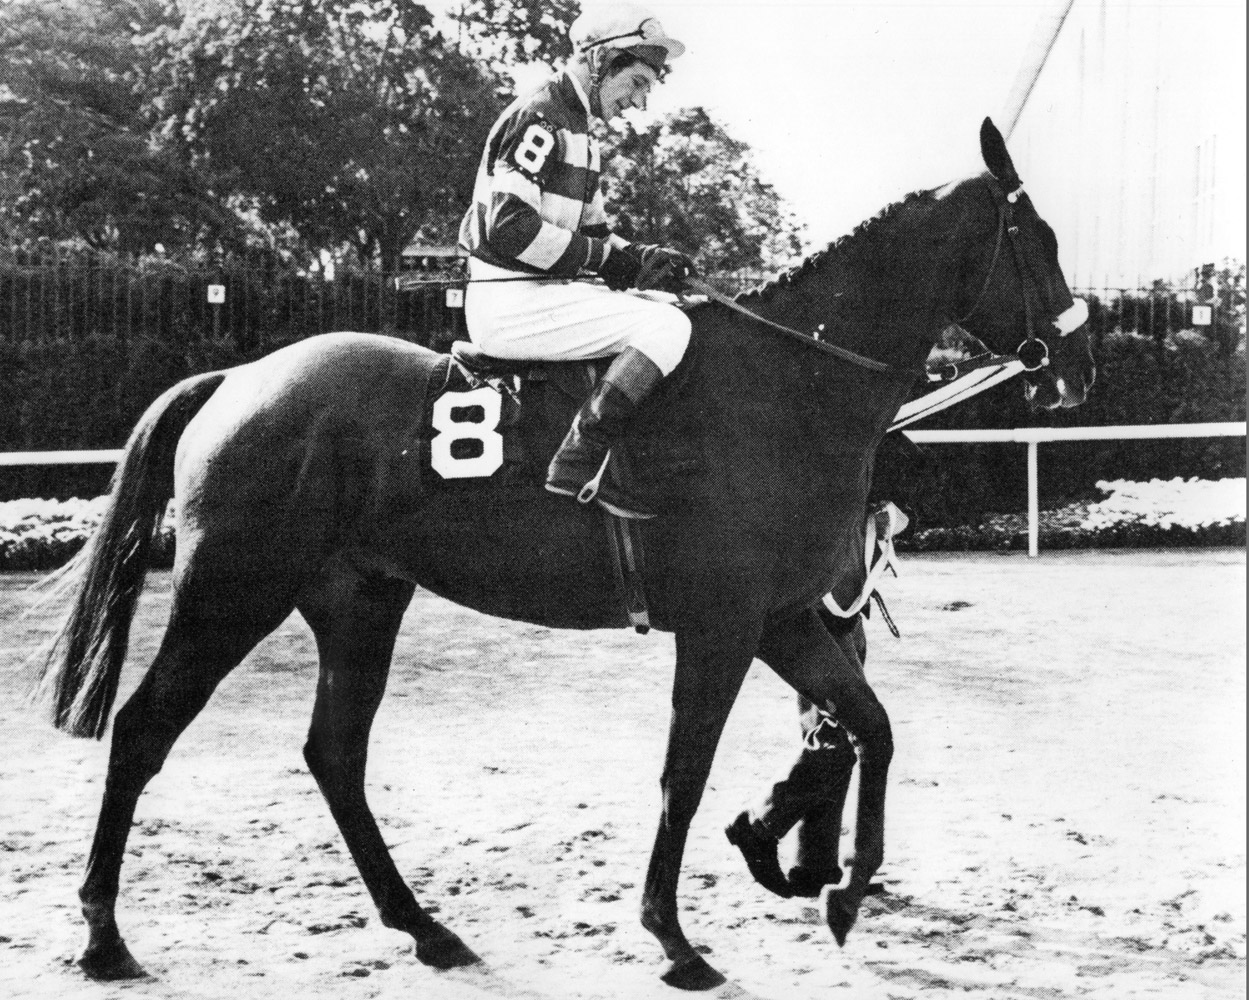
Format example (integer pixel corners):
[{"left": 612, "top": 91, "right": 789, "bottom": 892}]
[{"left": 458, "top": 3, "right": 695, "bottom": 519}]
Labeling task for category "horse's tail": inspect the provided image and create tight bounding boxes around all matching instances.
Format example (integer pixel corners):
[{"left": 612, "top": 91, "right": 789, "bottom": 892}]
[{"left": 36, "top": 371, "right": 227, "bottom": 740}]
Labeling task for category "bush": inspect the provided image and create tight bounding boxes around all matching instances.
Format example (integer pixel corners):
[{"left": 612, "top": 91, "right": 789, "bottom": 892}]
[{"left": 0, "top": 335, "right": 269, "bottom": 500}]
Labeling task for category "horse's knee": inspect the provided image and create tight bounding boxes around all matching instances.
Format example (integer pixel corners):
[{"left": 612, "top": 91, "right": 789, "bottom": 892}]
[
  {"left": 302, "top": 735, "right": 332, "bottom": 783},
  {"left": 302, "top": 733, "right": 364, "bottom": 799},
  {"left": 860, "top": 714, "right": 893, "bottom": 768},
  {"left": 834, "top": 699, "right": 892, "bottom": 765},
  {"left": 657, "top": 775, "right": 704, "bottom": 831}
]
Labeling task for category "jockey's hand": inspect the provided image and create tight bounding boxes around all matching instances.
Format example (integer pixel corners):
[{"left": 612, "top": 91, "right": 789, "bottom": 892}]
[
  {"left": 598, "top": 243, "right": 645, "bottom": 291},
  {"left": 636, "top": 245, "right": 697, "bottom": 294},
  {"left": 598, "top": 244, "right": 696, "bottom": 293}
]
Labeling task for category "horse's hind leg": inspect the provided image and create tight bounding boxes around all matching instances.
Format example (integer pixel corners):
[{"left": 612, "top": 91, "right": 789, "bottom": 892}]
[
  {"left": 298, "top": 568, "right": 479, "bottom": 970},
  {"left": 78, "top": 603, "right": 288, "bottom": 980}
]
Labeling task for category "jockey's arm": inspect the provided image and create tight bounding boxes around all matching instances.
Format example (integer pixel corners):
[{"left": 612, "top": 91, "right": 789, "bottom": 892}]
[{"left": 483, "top": 165, "right": 614, "bottom": 276}]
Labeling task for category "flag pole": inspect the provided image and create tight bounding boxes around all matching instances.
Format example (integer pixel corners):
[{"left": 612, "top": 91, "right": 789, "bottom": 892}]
[{"left": 999, "top": 0, "right": 1078, "bottom": 140}]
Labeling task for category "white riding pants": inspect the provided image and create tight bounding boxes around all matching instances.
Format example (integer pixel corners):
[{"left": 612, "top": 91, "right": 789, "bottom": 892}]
[{"left": 464, "top": 258, "right": 691, "bottom": 376}]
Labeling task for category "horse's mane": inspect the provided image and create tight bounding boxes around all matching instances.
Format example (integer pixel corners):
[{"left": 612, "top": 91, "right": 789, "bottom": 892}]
[{"left": 733, "top": 189, "right": 935, "bottom": 307}]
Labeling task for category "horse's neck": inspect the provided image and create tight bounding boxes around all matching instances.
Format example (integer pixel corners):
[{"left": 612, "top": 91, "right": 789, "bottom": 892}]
[{"left": 741, "top": 198, "right": 953, "bottom": 372}]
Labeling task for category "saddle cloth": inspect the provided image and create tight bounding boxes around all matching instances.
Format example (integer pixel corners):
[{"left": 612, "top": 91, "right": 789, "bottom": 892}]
[{"left": 417, "top": 341, "right": 702, "bottom": 510}]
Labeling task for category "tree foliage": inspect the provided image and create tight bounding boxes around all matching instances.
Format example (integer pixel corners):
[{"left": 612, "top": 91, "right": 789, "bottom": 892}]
[
  {"left": 0, "top": 0, "right": 805, "bottom": 277},
  {"left": 601, "top": 107, "right": 805, "bottom": 275},
  {"left": 152, "top": 0, "right": 505, "bottom": 265},
  {"left": 0, "top": 0, "right": 232, "bottom": 253},
  {"left": 454, "top": 0, "right": 579, "bottom": 71}
]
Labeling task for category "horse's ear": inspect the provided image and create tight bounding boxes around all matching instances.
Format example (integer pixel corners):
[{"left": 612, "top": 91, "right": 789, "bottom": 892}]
[{"left": 980, "top": 117, "right": 1020, "bottom": 187}]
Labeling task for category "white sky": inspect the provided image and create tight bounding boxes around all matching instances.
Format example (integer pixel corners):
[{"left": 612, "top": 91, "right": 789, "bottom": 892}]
[{"left": 435, "top": 1, "right": 1247, "bottom": 256}]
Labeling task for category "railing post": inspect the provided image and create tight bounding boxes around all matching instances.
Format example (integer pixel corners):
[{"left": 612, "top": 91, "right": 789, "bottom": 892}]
[{"left": 1027, "top": 439, "right": 1040, "bottom": 558}]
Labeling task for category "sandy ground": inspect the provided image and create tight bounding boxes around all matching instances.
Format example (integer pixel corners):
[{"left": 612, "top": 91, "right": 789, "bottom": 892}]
[{"left": 0, "top": 548, "right": 1244, "bottom": 1000}]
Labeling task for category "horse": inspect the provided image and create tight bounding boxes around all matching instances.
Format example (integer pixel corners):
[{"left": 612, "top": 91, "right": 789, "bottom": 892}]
[{"left": 35, "top": 119, "right": 1094, "bottom": 991}]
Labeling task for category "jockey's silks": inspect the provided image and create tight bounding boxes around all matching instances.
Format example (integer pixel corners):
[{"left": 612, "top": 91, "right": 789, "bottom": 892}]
[{"left": 458, "top": 71, "right": 612, "bottom": 277}]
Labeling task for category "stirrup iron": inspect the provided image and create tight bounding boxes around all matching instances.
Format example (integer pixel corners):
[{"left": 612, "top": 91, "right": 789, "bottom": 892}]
[{"left": 576, "top": 451, "right": 613, "bottom": 504}]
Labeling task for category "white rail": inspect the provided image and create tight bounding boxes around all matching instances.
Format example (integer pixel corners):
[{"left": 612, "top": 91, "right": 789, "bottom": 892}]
[
  {"left": 2, "top": 423, "right": 1245, "bottom": 558},
  {"left": 0, "top": 450, "right": 124, "bottom": 466},
  {"left": 902, "top": 422, "right": 1247, "bottom": 556}
]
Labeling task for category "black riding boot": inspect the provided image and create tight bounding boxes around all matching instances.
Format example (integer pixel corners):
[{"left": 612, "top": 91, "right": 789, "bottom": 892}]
[{"left": 545, "top": 347, "right": 662, "bottom": 519}]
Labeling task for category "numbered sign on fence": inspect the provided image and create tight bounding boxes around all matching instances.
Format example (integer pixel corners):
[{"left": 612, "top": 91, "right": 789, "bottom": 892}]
[
  {"left": 445, "top": 288, "right": 465, "bottom": 309},
  {"left": 1191, "top": 305, "right": 1212, "bottom": 326},
  {"left": 207, "top": 284, "right": 226, "bottom": 305}
]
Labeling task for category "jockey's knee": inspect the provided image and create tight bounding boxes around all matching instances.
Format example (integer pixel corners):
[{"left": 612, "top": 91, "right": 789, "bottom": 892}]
[{"left": 631, "top": 308, "right": 691, "bottom": 376}]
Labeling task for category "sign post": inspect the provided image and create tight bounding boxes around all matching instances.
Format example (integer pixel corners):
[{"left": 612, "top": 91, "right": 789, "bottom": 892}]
[{"left": 207, "top": 284, "right": 225, "bottom": 339}]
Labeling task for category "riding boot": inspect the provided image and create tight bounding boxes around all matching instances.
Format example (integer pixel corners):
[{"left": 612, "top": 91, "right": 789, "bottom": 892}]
[{"left": 545, "top": 347, "right": 663, "bottom": 519}]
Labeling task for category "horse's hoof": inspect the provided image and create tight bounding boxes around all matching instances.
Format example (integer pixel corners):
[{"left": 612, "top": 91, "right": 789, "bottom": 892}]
[
  {"left": 660, "top": 953, "right": 727, "bottom": 991},
  {"left": 725, "top": 812, "right": 791, "bottom": 899},
  {"left": 786, "top": 864, "right": 843, "bottom": 899},
  {"left": 77, "top": 941, "right": 148, "bottom": 981},
  {"left": 823, "top": 888, "right": 861, "bottom": 947},
  {"left": 414, "top": 923, "right": 481, "bottom": 970}
]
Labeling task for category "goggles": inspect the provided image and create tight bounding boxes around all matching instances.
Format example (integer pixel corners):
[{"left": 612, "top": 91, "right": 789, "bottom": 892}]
[{"left": 583, "top": 16, "right": 668, "bottom": 51}]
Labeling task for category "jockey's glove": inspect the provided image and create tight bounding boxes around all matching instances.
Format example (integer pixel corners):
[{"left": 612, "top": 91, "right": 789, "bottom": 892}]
[
  {"left": 599, "top": 244, "right": 696, "bottom": 294},
  {"left": 636, "top": 245, "right": 697, "bottom": 294},
  {"left": 599, "top": 243, "right": 645, "bottom": 290}
]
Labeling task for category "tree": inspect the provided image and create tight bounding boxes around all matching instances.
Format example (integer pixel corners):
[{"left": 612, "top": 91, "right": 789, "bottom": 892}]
[
  {"left": 601, "top": 107, "right": 805, "bottom": 276},
  {"left": 0, "top": 0, "right": 233, "bottom": 253},
  {"left": 153, "top": 0, "right": 506, "bottom": 265},
  {"left": 453, "top": 0, "right": 579, "bottom": 71}
]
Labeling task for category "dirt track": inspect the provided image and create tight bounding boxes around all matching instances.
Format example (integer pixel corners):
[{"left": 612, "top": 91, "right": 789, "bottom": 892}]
[{"left": 1, "top": 549, "right": 1244, "bottom": 999}]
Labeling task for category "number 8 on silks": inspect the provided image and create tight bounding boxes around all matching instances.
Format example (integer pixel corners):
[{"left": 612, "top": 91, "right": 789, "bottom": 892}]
[
  {"left": 429, "top": 388, "right": 504, "bottom": 479},
  {"left": 513, "top": 123, "right": 557, "bottom": 174}
]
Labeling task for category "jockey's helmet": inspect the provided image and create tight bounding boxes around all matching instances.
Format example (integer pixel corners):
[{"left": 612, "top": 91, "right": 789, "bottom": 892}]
[{"left": 569, "top": 3, "right": 685, "bottom": 79}]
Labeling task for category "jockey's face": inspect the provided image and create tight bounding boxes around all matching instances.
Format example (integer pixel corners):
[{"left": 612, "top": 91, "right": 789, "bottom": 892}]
[{"left": 599, "top": 59, "right": 659, "bottom": 121}]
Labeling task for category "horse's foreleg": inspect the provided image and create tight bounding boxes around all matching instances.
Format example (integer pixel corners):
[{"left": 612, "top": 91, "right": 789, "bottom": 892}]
[
  {"left": 299, "top": 571, "right": 479, "bottom": 971},
  {"left": 78, "top": 613, "right": 274, "bottom": 980},
  {"left": 756, "top": 608, "right": 892, "bottom": 946},
  {"left": 640, "top": 625, "right": 756, "bottom": 991}
]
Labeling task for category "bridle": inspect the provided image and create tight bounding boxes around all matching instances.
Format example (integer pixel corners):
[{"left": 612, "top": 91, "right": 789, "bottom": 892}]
[{"left": 951, "top": 179, "right": 1051, "bottom": 375}]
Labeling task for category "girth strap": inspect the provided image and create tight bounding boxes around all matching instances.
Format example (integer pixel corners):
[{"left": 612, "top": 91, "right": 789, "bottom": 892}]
[
  {"left": 823, "top": 501, "right": 908, "bottom": 622},
  {"left": 603, "top": 511, "right": 650, "bottom": 633}
]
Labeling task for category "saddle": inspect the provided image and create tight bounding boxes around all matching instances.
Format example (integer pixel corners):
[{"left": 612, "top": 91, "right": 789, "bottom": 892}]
[
  {"left": 420, "top": 342, "right": 701, "bottom": 632},
  {"left": 429, "top": 341, "right": 701, "bottom": 507}
]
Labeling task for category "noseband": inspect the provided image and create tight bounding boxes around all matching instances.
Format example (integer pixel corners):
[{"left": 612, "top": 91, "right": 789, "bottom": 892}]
[{"left": 954, "top": 181, "right": 1050, "bottom": 373}]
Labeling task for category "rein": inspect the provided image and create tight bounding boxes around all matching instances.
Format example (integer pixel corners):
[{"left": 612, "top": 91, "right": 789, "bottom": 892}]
[{"left": 682, "top": 278, "right": 919, "bottom": 377}]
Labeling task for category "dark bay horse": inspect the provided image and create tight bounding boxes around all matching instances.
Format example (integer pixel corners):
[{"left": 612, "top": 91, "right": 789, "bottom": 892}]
[{"left": 37, "top": 120, "right": 1093, "bottom": 990}]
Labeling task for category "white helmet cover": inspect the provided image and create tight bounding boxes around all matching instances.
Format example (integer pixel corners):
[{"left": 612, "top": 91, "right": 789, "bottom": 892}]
[{"left": 569, "top": 3, "right": 686, "bottom": 68}]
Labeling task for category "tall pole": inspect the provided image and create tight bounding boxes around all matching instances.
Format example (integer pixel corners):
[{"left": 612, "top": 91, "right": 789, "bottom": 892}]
[{"left": 999, "top": 0, "right": 1078, "bottom": 141}]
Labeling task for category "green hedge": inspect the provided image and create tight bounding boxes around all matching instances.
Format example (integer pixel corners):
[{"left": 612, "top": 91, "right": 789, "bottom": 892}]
[
  {"left": 0, "top": 335, "right": 268, "bottom": 500},
  {"left": 899, "top": 521, "right": 1245, "bottom": 553}
]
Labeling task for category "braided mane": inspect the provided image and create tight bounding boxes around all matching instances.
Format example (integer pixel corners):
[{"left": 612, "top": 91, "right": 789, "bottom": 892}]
[{"left": 734, "top": 189, "right": 934, "bottom": 307}]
